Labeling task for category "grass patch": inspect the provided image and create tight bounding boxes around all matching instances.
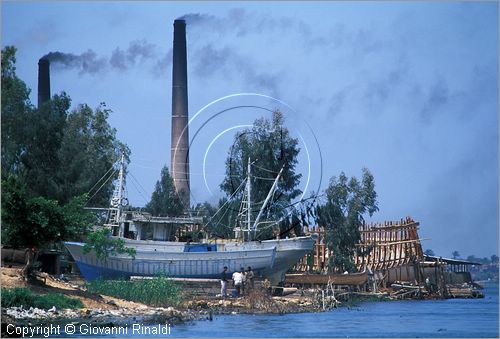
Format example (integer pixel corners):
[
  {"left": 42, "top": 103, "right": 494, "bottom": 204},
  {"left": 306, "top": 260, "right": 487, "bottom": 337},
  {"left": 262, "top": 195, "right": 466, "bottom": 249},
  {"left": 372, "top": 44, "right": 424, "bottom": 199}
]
[
  {"left": 85, "top": 275, "right": 182, "bottom": 307},
  {"left": 1, "top": 287, "right": 84, "bottom": 309}
]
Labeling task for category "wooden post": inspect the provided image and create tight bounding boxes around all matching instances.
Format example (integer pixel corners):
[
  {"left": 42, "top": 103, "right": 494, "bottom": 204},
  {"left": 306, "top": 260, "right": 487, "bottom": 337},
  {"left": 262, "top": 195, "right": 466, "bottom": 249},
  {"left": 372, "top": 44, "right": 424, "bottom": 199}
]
[
  {"left": 361, "top": 222, "right": 366, "bottom": 268},
  {"left": 322, "top": 225, "right": 326, "bottom": 270},
  {"left": 387, "top": 224, "right": 392, "bottom": 267},
  {"left": 397, "top": 220, "right": 402, "bottom": 265},
  {"left": 315, "top": 225, "right": 320, "bottom": 269},
  {"left": 377, "top": 222, "right": 382, "bottom": 270},
  {"left": 407, "top": 226, "right": 413, "bottom": 263},
  {"left": 366, "top": 223, "right": 372, "bottom": 270},
  {"left": 390, "top": 222, "right": 395, "bottom": 267},
  {"left": 380, "top": 223, "right": 385, "bottom": 270}
]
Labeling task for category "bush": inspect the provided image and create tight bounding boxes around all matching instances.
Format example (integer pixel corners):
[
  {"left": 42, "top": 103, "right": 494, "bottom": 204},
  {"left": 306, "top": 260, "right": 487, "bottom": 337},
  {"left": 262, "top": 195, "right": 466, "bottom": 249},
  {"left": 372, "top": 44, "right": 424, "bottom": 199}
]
[
  {"left": 1, "top": 287, "right": 34, "bottom": 308},
  {"left": 1, "top": 287, "right": 84, "bottom": 309},
  {"left": 86, "top": 275, "right": 182, "bottom": 307}
]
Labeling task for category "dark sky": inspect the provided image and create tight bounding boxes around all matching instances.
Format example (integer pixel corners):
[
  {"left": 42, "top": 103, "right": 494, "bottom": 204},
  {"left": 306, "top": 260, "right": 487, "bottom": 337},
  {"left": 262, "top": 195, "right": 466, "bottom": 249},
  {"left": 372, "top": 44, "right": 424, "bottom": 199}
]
[{"left": 2, "top": 2, "right": 498, "bottom": 258}]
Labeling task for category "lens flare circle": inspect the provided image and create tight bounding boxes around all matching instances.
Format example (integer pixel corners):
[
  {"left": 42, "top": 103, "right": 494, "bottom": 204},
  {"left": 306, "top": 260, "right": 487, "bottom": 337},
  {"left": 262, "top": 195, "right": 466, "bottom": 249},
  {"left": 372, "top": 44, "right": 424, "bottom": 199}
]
[
  {"left": 173, "top": 93, "right": 323, "bottom": 206},
  {"left": 202, "top": 124, "right": 252, "bottom": 196}
]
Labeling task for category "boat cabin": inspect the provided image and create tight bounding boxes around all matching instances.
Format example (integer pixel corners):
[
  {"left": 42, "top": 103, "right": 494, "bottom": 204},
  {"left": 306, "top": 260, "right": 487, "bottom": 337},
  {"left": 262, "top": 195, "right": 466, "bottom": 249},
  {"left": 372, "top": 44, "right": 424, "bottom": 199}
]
[{"left": 108, "top": 209, "right": 203, "bottom": 242}]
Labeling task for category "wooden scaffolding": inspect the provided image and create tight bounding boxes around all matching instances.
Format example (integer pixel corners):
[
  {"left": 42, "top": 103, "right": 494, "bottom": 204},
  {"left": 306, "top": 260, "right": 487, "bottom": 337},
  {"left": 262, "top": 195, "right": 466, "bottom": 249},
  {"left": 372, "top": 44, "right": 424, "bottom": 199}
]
[
  {"left": 355, "top": 216, "right": 424, "bottom": 271},
  {"left": 294, "top": 225, "right": 327, "bottom": 272},
  {"left": 293, "top": 216, "right": 424, "bottom": 273}
]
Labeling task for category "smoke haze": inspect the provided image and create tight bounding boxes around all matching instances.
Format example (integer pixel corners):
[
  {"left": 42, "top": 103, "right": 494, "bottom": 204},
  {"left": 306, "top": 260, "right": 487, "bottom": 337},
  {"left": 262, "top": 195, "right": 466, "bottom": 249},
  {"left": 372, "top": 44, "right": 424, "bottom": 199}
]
[{"left": 41, "top": 40, "right": 167, "bottom": 75}]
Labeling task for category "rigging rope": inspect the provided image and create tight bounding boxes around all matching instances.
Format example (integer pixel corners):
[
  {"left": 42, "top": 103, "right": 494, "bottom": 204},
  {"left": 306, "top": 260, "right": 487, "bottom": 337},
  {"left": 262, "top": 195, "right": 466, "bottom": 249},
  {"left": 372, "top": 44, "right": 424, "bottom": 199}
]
[
  {"left": 128, "top": 172, "right": 150, "bottom": 206},
  {"left": 86, "top": 163, "right": 116, "bottom": 196},
  {"left": 252, "top": 163, "right": 279, "bottom": 174},
  {"left": 205, "top": 179, "right": 247, "bottom": 225},
  {"left": 86, "top": 169, "right": 118, "bottom": 205},
  {"left": 251, "top": 175, "right": 276, "bottom": 181}
]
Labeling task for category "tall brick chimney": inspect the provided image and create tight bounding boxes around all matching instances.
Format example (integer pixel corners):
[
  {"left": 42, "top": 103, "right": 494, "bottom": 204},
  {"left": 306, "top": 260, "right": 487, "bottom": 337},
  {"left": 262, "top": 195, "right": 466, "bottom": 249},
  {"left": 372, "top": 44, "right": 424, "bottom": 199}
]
[
  {"left": 38, "top": 58, "right": 50, "bottom": 108},
  {"left": 171, "top": 19, "right": 190, "bottom": 208}
]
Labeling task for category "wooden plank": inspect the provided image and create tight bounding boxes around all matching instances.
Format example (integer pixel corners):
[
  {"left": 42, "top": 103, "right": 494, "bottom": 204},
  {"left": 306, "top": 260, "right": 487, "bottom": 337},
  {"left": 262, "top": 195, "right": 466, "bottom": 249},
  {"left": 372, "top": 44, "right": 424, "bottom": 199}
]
[
  {"left": 377, "top": 223, "right": 383, "bottom": 270},
  {"left": 315, "top": 226, "right": 320, "bottom": 268},
  {"left": 322, "top": 225, "right": 326, "bottom": 269},
  {"left": 285, "top": 271, "right": 368, "bottom": 286},
  {"left": 397, "top": 224, "right": 403, "bottom": 266},
  {"left": 366, "top": 223, "right": 372, "bottom": 269},
  {"left": 355, "top": 238, "right": 430, "bottom": 246},
  {"left": 383, "top": 222, "right": 387, "bottom": 270},
  {"left": 389, "top": 223, "right": 395, "bottom": 268},
  {"left": 382, "top": 222, "right": 388, "bottom": 269},
  {"left": 360, "top": 222, "right": 420, "bottom": 232}
]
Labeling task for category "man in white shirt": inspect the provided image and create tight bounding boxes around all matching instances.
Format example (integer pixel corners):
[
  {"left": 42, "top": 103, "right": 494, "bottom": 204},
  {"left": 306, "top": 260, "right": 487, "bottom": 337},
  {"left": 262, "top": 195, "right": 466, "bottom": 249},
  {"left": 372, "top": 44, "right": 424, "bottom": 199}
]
[{"left": 232, "top": 270, "right": 243, "bottom": 296}]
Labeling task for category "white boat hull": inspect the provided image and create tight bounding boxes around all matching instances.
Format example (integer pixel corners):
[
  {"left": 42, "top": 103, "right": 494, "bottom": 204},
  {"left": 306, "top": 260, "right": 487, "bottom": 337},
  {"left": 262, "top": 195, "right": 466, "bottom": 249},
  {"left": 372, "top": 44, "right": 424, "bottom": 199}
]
[
  {"left": 122, "top": 235, "right": 317, "bottom": 284},
  {"left": 65, "top": 242, "right": 276, "bottom": 281},
  {"left": 225, "top": 236, "right": 317, "bottom": 284}
]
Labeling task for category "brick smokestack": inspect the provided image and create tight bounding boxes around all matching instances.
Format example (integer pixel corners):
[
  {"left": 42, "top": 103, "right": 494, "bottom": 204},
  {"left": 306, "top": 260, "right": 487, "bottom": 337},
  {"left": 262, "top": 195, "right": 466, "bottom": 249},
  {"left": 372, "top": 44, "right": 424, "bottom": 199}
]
[
  {"left": 38, "top": 58, "right": 51, "bottom": 108},
  {"left": 171, "top": 19, "right": 190, "bottom": 208}
]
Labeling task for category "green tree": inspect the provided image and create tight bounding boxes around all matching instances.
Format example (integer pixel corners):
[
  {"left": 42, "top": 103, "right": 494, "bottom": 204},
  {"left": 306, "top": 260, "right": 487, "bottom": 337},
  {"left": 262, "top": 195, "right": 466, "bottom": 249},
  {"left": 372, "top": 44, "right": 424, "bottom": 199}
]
[
  {"left": 198, "top": 198, "right": 240, "bottom": 239},
  {"left": 57, "top": 102, "right": 129, "bottom": 206},
  {"left": 20, "top": 93, "right": 70, "bottom": 199},
  {"left": 1, "top": 175, "right": 94, "bottom": 279},
  {"left": 452, "top": 250, "right": 460, "bottom": 259},
  {"left": 315, "top": 169, "right": 378, "bottom": 273},
  {"left": 146, "top": 166, "right": 184, "bottom": 217},
  {"left": 83, "top": 228, "right": 136, "bottom": 261},
  {"left": 1, "top": 46, "right": 129, "bottom": 275},
  {"left": 491, "top": 255, "right": 498, "bottom": 264},
  {"left": 1, "top": 46, "right": 127, "bottom": 206},
  {"left": 193, "top": 201, "right": 219, "bottom": 236},
  {"left": 1, "top": 46, "right": 34, "bottom": 177},
  {"left": 219, "top": 110, "right": 302, "bottom": 239}
]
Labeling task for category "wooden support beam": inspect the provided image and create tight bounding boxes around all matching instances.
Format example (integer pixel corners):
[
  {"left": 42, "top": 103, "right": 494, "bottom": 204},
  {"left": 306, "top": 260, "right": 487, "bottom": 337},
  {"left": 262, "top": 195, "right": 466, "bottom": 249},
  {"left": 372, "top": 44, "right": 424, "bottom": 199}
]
[
  {"left": 360, "top": 222, "right": 420, "bottom": 232},
  {"left": 315, "top": 227, "right": 320, "bottom": 268},
  {"left": 377, "top": 223, "right": 383, "bottom": 270},
  {"left": 355, "top": 238, "right": 429, "bottom": 246}
]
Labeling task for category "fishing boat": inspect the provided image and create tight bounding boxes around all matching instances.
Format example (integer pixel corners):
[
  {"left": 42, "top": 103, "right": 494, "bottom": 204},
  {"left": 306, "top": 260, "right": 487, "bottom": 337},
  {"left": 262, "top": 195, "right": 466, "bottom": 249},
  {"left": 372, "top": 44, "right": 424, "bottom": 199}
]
[
  {"left": 65, "top": 156, "right": 315, "bottom": 284},
  {"left": 64, "top": 241, "right": 276, "bottom": 281}
]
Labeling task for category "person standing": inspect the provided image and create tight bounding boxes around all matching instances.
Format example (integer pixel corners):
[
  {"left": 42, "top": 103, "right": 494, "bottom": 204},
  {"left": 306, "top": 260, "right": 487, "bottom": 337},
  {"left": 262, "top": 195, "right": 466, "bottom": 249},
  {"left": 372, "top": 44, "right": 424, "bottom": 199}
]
[
  {"left": 232, "top": 269, "right": 243, "bottom": 296},
  {"left": 220, "top": 266, "right": 229, "bottom": 298},
  {"left": 239, "top": 267, "right": 246, "bottom": 296},
  {"left": 246, "top": 266, "right": 255, "bottom": 291}
]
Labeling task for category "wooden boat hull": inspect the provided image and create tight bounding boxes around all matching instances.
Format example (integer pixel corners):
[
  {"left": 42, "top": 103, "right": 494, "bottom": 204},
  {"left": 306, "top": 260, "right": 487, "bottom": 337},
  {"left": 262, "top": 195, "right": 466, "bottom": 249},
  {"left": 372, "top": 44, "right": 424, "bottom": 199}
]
[
  {"left": 285, "top": 271, "right": 368, "bottom": 286},
  {"left": 120, "top": 235, "right": 317, "bottom": 285},
  {"left": 225, "top": 236, "right": 318, "bottom": 284},
  {"left": 65, "top": 242, "right": 276, "bottom": 281}
]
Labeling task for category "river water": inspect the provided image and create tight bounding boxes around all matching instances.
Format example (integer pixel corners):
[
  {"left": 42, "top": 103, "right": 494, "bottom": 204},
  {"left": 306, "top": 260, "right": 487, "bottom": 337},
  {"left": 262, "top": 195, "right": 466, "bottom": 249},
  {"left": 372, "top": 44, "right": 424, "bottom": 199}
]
[
  {"left": 59, "top": 281, "right": 498, "bottom": 338},
  {"left": 171, "top": 282, "right": 498, "bottom": 338}
]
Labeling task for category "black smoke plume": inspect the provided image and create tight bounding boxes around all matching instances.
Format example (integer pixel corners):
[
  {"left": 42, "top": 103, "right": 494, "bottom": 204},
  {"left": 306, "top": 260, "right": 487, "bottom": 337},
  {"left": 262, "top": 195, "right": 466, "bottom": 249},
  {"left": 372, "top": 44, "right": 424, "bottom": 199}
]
[
  {"left": 41, "top": 50, "right": 106, "bottom": 75},
  {"left": 41, "top": 40, "right": 165, "bottom": 76}
]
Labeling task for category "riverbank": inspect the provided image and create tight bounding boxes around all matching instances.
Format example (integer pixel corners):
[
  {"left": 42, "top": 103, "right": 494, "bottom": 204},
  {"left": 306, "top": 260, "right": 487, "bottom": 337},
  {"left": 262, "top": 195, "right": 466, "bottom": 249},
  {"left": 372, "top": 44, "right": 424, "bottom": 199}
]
[
  {"left": 170, "top": 281, "right": 499, "bottom": 338},
  {"left": 1, "top": 267, "right": 201, "bottom": 328},
  {"left": 1, "top": 266, "right": 323, "bottom": 336},
  {"left": 1, "top": 265, "right": 487, "bottom": 338}
]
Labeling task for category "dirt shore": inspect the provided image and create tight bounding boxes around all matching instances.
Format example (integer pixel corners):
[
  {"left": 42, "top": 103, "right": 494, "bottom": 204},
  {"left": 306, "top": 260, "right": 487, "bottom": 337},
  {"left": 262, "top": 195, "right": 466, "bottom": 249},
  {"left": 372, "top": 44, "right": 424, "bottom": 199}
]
[{"left": 1, "top": 265, "right": 321, "bottom": 334}]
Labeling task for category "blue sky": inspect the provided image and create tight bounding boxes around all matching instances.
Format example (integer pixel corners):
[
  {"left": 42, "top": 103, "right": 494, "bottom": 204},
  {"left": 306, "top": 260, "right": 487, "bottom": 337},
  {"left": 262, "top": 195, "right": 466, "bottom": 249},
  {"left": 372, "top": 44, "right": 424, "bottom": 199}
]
[{"left": 2, "top": 1, "right": 498, "bottom": 258}]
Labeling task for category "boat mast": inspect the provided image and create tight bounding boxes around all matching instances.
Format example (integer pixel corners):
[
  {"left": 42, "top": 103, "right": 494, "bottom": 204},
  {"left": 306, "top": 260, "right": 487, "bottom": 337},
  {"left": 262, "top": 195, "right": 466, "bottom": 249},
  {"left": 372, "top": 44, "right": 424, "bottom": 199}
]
[
  {"left": 247, "top": 157, "right": 252, "bottom": 237},
  {"left": 252, "top": 165, "right": 284, "bottom": 234},
  {"left": 106, "top": 153, "right": 127, "bottom": 235},
  {"left": 115, "top": 153, "right": 125, "bottom": 226}
]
